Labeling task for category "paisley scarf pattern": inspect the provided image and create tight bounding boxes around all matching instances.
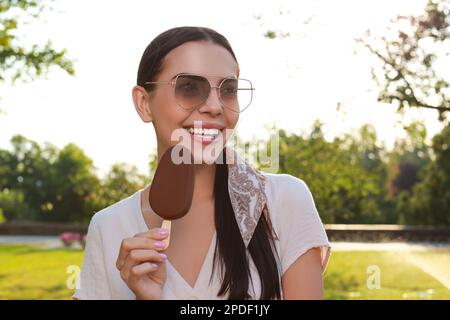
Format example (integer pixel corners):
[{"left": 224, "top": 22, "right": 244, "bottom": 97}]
[{"left": 224, "top": 147, "right": 268, "bottom": 247}]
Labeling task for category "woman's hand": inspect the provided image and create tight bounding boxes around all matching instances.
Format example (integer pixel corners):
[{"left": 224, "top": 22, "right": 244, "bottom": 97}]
[{"left": 116, "top": 228, "right": 169, "bottom": 300}]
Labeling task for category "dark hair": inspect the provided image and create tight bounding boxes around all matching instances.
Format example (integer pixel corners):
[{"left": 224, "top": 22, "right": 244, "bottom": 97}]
[
  {"left": 137, "top": 26, "right": 281, "bottom": 299},
  {"left": 137, "top": 26, "right": 240, "bottom": 88}
]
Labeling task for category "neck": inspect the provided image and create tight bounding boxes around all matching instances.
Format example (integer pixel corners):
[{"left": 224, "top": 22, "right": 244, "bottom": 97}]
[{"left": 192, "top": 163, "right": 216, "bottom": 202}]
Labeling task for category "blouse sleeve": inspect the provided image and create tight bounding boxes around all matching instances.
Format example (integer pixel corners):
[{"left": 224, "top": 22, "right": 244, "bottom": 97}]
[
  {"left": 72, "top": 214, "right": 112, "bottom": 299},
  {"left": 276, "top": 174, "right": 331, "bottom": 275}
]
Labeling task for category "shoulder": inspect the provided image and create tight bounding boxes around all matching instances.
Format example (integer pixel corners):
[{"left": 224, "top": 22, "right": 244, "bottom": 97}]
[
  {"left": 260, "top": 172, "right": 323, "bottom": 233},
  {"left": 261, "top": 172, "right": 331, "bottom": 275},
  {"left": 87, "top": 191, "right": 141, "bottom": 237},
  {"left": 262, "top": 172, "right": 313, "bottom": 207}
]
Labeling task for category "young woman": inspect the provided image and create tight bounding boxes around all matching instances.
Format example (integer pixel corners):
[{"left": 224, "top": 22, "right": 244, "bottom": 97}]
[{"left": 73, "top": 26, "right": 331, "bottom": 300}]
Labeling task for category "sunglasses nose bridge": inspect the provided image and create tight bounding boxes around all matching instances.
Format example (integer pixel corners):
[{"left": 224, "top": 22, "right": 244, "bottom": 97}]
[{"left": 203, "top": 85, "right": 223, "bottom": 108}]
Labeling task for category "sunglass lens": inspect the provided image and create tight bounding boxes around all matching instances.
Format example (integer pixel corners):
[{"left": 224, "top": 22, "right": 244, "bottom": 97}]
[
  {"left": 175, "top": 75, "right": 210, "bottom": 110},
  {"left": 220, "top": 79, "right": 253, "bottom": 113}
]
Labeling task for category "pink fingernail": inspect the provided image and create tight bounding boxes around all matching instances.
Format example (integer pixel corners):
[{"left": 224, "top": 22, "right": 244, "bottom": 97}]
[
  {"left": 154, "top": 241, "right": 165, "bottom": 248},
  {"left": 159, "top": 253, "right": 167, "bottom": 260},
  {"left": 159, "top": 229, "right": 169, "bottom": 236}
]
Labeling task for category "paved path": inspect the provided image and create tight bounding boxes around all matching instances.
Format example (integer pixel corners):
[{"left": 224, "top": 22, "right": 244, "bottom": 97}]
[
  {"left": 404, "top": 252, "right": 450, "bottom": 290},
  {"left": 2, "top": 236, "right": 449, "bottom": 251},
  {"left": 331, "top": 241, "right": 450, "bottom": 251},
  {"left": 0, "top": 235, "right": 65, "bottom": 249}
]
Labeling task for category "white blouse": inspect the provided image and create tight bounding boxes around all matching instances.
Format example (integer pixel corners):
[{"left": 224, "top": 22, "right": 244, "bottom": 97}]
[{"left": 73, "top": 173, "right": 331, "bottom": 300}]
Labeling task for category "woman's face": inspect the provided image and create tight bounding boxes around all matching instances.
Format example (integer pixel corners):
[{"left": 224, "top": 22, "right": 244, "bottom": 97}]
[{"left": 134, "top": 41, "right": 240, "bottom": 164}]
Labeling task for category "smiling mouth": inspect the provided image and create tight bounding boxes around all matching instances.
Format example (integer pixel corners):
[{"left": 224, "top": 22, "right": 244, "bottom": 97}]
[{"left": 182, "top": 126, "right": 224, "bottom": 142}]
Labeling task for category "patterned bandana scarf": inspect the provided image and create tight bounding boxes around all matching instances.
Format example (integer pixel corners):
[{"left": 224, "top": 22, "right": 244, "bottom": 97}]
[{"left": 223, "top": 146, "right": 269, "bottom": 248}]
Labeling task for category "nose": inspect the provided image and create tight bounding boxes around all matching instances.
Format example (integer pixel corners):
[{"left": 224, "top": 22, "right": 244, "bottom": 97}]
[{"left": 197, "top": 86, "right": 223, "bottom": 116}]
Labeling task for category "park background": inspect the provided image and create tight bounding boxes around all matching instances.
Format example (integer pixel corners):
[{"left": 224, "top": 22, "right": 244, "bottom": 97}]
[{"left": 0, "top": 0, "right": 449, "bottom": 299}]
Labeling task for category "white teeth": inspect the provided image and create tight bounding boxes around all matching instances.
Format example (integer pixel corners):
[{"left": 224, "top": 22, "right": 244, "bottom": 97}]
[{"left": 187, "top": 127, "right": 220, "bottom": 136}]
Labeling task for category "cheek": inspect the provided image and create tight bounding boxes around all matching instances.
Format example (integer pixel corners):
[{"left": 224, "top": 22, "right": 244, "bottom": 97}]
[
  {"left": 221, "top": 113, "right": 239, "bottom": 144},
  {"left": 153, "top": 91, "right": 186, "bottom": 125},
  {"left": 226, "top": 112, "right": 239, "bottom": 129},
  {"left": 152, "top": 94, "right": 191, "bottom": 144}
]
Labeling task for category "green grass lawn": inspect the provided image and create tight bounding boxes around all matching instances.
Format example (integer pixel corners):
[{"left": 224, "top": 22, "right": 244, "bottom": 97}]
[
  {"left": 324, "top": 250, "right": 449, "bottom": 299},
  {"left": 0, "top": 244, "right": 82, "bottom": 300},
  {"left": 0, "top": 243, "right": 449, "bottom": 299}
]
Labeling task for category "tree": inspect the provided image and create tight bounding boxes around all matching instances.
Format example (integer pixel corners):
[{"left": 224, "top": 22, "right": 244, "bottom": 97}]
[
  {"left": 0, "top": 134, "right": 152, "bottom": 223},
  {"left": 0, "top": 0, "right": 74, "bottom": 112},
  {"left": 263, "top": 121, "right": 386, "bottom": 224},
  {"left": 0, "top": 134, "right": 54, "bottom": 220},
  {"left": 409, "top": 123, "right": 450, "bottom": 225},
  {"left": 49, "top": 143, "right": 101, "bottom": 223},
  {"left": 96, "top": 162, "right": 149, "bottom": 212},
  {"left": 357, "top": 0, "right": 450, "bottom": 122},
  {"left": 386, "top": 120, "right": 431, "bottom": 198}
]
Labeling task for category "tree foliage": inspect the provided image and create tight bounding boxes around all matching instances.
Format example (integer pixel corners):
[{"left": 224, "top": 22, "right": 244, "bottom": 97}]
[
  {"left": 357, "top": 0, "right": 450, "bottom": 121},
  {"left": 0, "top": 135, "right": 148, "bottom": 223},
  {"left": 0, "top": 0, "right": 74, "bottom": 84}
]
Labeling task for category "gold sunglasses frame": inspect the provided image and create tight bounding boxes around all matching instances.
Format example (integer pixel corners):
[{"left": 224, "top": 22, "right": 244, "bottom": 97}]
[{"left": 144, "top": 73, "right": 255, "bottom": 113}]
